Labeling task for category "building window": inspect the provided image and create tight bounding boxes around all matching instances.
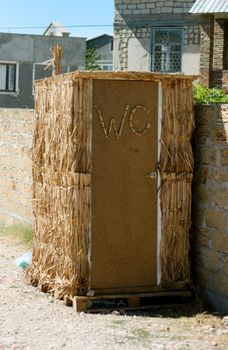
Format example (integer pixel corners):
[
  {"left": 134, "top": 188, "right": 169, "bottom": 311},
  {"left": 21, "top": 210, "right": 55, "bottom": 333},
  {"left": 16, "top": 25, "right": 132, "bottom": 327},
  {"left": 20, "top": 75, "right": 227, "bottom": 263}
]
[
  {"left": 99, "top": 64, "right": 113, "bottom": 71},
  {"left": 151, "top": 29, "right": 182, "bottom": 72},
  {"left": 0, "top": 63, "right": 17, "bottom": 92}
]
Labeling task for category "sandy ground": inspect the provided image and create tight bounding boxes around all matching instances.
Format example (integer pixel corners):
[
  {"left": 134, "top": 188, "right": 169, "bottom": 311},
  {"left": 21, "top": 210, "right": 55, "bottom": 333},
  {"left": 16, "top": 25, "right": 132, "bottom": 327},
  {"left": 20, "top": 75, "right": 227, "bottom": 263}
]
[{"left": 0, "top": 236, "right": 228, "bottom": 350}]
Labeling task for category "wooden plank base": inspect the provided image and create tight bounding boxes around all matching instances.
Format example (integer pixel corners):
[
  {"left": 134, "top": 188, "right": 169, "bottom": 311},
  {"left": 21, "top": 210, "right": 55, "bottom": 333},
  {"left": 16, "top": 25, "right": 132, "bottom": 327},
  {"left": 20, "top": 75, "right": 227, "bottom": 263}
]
[{"left": 63, "top": 290, "right": 192, "bottom": 313}]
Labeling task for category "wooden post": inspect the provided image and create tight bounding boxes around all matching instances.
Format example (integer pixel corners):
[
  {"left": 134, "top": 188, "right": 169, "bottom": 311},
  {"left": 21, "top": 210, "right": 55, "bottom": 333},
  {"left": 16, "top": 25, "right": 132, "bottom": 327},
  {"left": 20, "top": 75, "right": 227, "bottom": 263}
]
[
  {"left": 51, "top": 45, "right": 62, "bottom": 76},
  {"left": 44, "top": 45, "right": 63, "bottom": 76}
]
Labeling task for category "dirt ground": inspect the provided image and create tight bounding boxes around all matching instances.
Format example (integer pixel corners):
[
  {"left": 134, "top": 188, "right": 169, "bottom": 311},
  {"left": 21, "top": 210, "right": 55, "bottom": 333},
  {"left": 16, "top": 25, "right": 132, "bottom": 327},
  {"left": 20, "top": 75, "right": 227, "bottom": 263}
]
[{"left": 0, "top": 236, "right": 228, "bottom": 350}]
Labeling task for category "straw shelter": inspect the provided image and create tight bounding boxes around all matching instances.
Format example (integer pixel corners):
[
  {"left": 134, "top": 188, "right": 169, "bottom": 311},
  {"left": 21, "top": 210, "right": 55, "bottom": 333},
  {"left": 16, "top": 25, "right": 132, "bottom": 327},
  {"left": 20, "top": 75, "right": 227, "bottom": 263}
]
[{"left": 27, "top": 71, "right": 195, "bottom": 299}]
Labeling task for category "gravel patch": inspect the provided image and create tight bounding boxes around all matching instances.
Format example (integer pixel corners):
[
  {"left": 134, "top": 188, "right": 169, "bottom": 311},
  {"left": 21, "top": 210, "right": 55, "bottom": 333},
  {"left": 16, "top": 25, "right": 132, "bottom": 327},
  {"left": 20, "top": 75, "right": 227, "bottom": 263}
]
[{"left": 0, "top": 237, "right": 227, "bottom": 350}]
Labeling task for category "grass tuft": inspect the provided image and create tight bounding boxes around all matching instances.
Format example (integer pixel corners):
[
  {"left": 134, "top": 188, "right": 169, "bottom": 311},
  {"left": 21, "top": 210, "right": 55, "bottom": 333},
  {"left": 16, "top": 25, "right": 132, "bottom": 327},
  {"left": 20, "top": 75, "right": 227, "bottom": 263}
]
[
  {"left": 131, "top": 328, "right": 150, "bottom": 341},
  {"left": 0, "top": 222, "right": 33, "bottom": 247}
]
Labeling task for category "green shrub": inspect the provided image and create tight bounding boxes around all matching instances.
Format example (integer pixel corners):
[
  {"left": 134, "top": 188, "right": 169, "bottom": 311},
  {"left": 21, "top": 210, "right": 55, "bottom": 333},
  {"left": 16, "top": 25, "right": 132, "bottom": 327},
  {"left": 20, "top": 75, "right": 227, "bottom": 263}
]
[
  {"left": 193, "top": 82, "right": 228, "bottom": 105},
  {"left": 85, "top": 48, "right": 102, "bottom": 71}
]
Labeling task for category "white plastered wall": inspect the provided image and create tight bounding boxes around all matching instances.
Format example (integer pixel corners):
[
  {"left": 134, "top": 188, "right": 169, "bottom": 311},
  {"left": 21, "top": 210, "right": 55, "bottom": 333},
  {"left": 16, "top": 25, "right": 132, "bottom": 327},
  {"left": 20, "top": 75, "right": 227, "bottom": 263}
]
[
  {"left": 127, "top": 37, "right": 150, "bottom": 71},
  {"left": 182, "top": 45, "right": 200, "bottom": 75}
]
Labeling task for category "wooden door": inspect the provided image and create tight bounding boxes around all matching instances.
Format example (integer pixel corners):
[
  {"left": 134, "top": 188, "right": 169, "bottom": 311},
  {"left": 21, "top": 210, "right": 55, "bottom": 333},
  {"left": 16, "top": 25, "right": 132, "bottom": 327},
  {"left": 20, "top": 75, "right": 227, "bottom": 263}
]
[{"left": 90, "top": 79, "right": 158, "bottom": 293}]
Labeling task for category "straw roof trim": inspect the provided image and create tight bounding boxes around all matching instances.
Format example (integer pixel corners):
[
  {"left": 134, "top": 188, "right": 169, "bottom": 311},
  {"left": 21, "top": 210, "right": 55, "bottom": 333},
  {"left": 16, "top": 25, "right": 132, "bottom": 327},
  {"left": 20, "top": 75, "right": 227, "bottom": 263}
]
[{"left": 35, "top": 70, "right": 197, "bottom": 86}]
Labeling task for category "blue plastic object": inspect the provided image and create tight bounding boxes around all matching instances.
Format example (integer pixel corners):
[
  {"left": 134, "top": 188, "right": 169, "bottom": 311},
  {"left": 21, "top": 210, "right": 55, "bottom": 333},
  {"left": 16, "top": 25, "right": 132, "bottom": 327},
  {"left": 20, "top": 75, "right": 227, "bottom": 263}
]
[{"left": 15, "top": 252, "right": 32, "bottom": 269}]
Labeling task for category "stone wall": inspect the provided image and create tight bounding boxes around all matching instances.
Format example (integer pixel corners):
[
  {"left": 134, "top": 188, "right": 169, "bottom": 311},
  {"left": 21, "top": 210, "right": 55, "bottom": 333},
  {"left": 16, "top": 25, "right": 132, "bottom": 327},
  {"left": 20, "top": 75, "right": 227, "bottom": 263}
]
[
  {"left": 210, "top": 18, "right": 228, "bottom": 92},
  {"left": 114, "top": 25, "right": 151, "bottom": 70},
  {"left": 211, "top": 70, "right": 228, "bottom": 92},
  {"left": 192, "top": 104, "right": 228, "bottom": 313},
  {"left": 115, "top": 0, "right": 195, "bottom": 16},
  {"left": 213, "top": 20, "right": 224, "bottom": 70},
  {"left": 199, "top": 20, "right": 212, "bottom": 87},
  {"left": 200, "top": 18, "right": 228, "bottom": 91},
  {"left": 0, "top": 109, "right": 34, "bottom": 224}
]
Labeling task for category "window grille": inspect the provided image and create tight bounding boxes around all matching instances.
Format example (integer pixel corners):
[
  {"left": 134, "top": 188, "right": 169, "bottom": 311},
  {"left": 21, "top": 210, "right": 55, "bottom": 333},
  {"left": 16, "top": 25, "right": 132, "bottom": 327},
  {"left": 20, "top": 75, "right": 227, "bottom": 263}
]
[{"left": 152, "top": 29, "right": 182, "bottom": 72}]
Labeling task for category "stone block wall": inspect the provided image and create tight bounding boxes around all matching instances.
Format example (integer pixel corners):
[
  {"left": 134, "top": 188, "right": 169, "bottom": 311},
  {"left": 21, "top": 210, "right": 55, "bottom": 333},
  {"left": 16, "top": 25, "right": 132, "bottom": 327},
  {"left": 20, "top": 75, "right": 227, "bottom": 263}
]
[
  {"left": 210, "top": 18, "right": 228, "bottom": 92},
  {"left": 200, "top": 18, "right": 228, "bottom": 91},
  {"left": 199, "top": 20, "right": 212, "bottom": 87},
  {"left": 213, "top": 19, "right": 224, "bottom": 70},
  {"left": 0, "top": 109, "right": 34, "bottom": 224},
  {"left": 115, "top": 0, "right": 195, "bottom": 17},
  {"left": 192, "top": 104, "right": 228, "bottom": 313},
  {"left": 211, "top": 70, "right": 228, "bottom": 92}
]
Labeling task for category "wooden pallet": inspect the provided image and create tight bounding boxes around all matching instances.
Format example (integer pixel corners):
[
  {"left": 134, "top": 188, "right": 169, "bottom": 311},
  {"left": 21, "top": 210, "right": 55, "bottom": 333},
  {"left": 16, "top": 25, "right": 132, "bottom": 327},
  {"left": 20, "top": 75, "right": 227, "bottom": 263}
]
[{"left": 64, "top": 290, "right": 192, "bottom": 313}]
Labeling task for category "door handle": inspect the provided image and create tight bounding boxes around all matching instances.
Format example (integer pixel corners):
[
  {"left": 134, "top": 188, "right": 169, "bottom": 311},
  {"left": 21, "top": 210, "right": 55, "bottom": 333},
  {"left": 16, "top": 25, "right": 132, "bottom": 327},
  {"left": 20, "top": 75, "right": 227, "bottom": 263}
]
[{"left": 147, "top": 171, "right": 157, "bottom": 179}]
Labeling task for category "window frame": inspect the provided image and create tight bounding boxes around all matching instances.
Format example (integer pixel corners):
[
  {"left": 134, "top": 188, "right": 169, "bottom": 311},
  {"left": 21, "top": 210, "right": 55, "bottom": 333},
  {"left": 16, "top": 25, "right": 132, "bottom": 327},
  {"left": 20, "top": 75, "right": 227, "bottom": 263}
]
[
  {"left": 0, "top": 61, "right": 19, "bottom": 94},
  {"left": 151, "top": 28, "right": 183, "bottom": 73},
  {"left": 96, "top": 60, "right": 113, "bottom": 71}
]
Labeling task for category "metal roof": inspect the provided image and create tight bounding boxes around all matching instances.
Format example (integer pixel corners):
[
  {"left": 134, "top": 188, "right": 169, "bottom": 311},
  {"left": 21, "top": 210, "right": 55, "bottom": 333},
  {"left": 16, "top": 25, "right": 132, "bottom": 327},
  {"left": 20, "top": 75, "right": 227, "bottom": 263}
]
[{"left": 190, "top": 0, "right": 228, "bottom": 14}]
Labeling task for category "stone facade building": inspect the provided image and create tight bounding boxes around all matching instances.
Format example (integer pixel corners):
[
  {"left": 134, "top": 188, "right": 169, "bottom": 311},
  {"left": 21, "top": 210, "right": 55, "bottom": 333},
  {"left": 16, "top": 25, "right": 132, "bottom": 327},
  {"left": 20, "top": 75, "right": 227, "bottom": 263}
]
[
  {"left": 114, "top": 0, "right": 201, "bottom": 74},
  {"left": 190, "top": 0, "right": 228, "bottom": 91},
  {"left": 114, "top": 0, "right": 228, "bottom": 91}
]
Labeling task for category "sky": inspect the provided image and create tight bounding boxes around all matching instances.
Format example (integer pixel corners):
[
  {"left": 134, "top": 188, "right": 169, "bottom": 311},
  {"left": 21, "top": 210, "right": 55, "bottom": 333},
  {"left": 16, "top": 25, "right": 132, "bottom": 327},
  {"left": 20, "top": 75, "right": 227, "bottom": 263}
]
[{"left": 0, "top": 0, "right": 114, "bottom": 39}]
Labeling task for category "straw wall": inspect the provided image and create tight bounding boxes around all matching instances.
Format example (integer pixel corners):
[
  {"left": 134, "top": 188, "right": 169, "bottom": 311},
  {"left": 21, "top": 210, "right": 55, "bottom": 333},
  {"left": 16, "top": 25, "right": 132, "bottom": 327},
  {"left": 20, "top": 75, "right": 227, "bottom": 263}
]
[
  {"left": 160, "top": 78, "right": 195, "bottom": 288},
  {"left": 27, "top": 75, "right": 92, "bottom": 298}
]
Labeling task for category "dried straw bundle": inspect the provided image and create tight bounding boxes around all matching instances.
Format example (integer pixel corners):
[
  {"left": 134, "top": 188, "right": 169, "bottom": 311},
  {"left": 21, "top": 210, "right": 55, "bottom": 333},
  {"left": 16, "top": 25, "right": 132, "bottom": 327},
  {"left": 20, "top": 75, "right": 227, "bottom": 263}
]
[
  {"left": 159, "top": 78, "right": 195, "bottom": 288},
  {"left": 26, "top": 75, "right": 92, "bottom": 298}
]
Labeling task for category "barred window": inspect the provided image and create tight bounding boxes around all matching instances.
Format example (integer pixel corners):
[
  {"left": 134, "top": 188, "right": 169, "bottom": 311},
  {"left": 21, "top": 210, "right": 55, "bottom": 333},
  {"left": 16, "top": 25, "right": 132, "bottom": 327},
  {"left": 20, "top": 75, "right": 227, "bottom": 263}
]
[
  {"left": 0, "top": 63, "right": 17, "bottom": 92},
  {"left": 151, "top": 29, "right": 182, "bottom": 72}
]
